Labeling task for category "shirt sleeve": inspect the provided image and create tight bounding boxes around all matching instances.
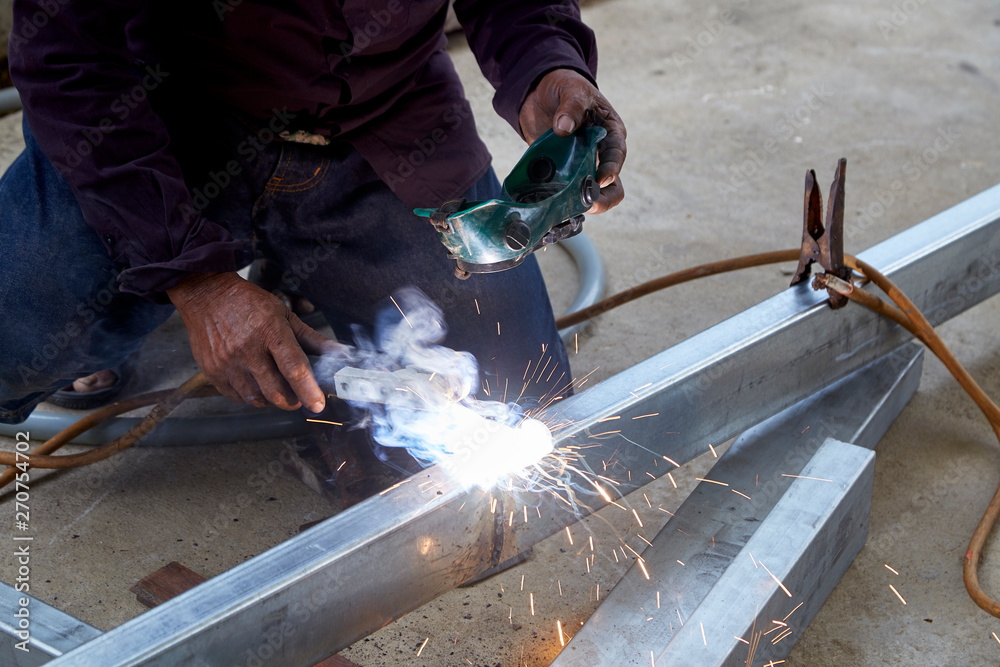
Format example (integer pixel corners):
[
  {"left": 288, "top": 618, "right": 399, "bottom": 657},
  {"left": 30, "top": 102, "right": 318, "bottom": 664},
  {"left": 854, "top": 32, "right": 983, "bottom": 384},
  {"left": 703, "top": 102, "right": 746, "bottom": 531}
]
[
  {"left": 7, "top": 0, "right": 243, "bottom": 301},
  {"left": 452, "top": 0, "right": 598, "bottom": 138}
]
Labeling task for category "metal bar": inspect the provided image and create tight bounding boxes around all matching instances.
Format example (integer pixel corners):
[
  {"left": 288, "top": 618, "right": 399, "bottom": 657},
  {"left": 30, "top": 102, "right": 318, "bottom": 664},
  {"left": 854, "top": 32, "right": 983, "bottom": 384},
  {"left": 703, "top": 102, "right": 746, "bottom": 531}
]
[
  {"left": 657, "top": 438, "right": 875, "bottom": 666},
  {"left": 0, "top": 582, "right": 102, "bottom": 666},
  {"left": 50, "top": 185, "right": 1000, "bottom": 665},
  {"left": 551, "top": 343, "right": 922, "bottom": 665}
]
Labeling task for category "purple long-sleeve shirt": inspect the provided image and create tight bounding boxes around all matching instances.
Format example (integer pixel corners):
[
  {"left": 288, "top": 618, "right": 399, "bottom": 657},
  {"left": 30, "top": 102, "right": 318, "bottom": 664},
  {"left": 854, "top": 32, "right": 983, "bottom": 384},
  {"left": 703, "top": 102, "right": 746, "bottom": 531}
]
[{"left": 8, "top": 0, "right": 597, "bottom": 300}]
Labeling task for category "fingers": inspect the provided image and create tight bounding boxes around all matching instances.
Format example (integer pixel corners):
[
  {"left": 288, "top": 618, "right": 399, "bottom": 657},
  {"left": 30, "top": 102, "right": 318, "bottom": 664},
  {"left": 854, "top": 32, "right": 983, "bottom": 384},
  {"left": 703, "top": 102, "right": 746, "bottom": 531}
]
[
  {"left": 595, "top": 111, "right": 627, "bottom": 186},
  {"left": 291, "top": 316, "right": 344, "bottom": 356},
  {"left": 269, "top": 315, "right": 327, "bottom": 413},
  {"left": 551, "top": 88, "right": 592, "bottom": 137},
  {"left": 589, "top": 177, "right": 625, "bottom": 215}
]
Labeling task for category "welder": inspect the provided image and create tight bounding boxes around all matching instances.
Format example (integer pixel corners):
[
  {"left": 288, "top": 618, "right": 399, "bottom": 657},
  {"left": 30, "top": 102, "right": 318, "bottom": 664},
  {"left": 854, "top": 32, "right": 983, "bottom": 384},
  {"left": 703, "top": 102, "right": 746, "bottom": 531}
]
[{"left": 0, "top": 0, "right": 626, "bottom": 423}]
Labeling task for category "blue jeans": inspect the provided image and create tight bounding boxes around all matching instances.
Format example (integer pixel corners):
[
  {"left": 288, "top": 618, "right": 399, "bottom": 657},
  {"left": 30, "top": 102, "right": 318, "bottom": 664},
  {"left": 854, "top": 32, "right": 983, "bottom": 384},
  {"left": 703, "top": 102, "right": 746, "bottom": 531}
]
[{"left": 0, "top": 112, "right": 569, "bottom": 423}]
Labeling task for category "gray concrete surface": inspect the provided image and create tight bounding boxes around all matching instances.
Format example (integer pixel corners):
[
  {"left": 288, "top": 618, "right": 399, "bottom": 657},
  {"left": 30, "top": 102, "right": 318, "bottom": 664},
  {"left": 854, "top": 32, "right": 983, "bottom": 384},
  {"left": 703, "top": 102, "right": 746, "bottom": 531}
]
[{"left": 2, "top": 0, "right": 1000, "bottom": 665}]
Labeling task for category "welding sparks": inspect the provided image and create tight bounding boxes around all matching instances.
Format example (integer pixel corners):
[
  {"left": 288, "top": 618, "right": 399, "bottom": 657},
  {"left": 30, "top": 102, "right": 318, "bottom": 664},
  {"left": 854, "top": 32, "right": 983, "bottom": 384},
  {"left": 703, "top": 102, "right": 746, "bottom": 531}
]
[
  {"left": 758, "top": 560, "right": 792, "bottom": 597},
  {"left": 884, "top": 563, "right": 900, "bottom": 575},
  {"left": 889, "top": 584, "right": 907, "bottom": 605},
  {"left": 530, "top": 592, "right": 535, "bottom": 616},
  {"left": 388, "top": 295, "right": 413, "bottom": 328},
  {"left": 637, "top": 558, "right": 651, "bottom": 580},
  {"left": 305, "top": 418, "right": 343, "bottom": 426},
  {"left": 416, "top": 637, "right": 429, "bottom": 656},
  {"left": 780, "top": 474, "right": 833, "bottom": 482},
  {"left": 783, "top": 602, "right": 803, "bottom": 621},
  {"left": 558, "top": 620, "right": 565, "bottom": 646}
]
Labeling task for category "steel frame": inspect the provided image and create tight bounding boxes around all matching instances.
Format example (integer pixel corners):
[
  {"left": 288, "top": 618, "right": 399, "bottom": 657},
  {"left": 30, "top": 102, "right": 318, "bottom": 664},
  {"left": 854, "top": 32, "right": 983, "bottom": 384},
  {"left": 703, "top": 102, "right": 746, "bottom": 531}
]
[
  {"left": 1, "top": 184, "right": 998, "bottom": 665},
  {"left": 552, "top": 344, "right": 923, "bottom": 665}
]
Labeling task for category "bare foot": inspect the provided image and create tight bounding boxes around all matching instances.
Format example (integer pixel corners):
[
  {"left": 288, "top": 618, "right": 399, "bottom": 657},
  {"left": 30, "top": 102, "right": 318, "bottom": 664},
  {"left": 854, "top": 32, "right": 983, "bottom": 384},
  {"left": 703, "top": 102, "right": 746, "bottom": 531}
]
[{"left": 70, "top": 369, "right": 119, "bottom": 393}]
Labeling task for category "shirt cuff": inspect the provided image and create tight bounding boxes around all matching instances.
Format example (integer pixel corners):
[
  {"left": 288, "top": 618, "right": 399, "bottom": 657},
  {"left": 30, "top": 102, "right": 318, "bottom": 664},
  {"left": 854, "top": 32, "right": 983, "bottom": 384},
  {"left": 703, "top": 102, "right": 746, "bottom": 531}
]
[
  {"left": 492, "top": 39, "right": 598, "bottom": 139},
  {"left": 117, "top": 235, "right": 246, "bottom": 302}
]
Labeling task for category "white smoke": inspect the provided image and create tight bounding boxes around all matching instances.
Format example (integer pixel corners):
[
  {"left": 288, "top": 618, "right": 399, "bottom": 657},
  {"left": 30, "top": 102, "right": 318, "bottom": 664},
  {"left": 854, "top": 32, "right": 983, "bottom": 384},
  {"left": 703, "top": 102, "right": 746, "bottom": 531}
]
[{"left": 313, "top": 287, "right": 553, "bottom": 489}]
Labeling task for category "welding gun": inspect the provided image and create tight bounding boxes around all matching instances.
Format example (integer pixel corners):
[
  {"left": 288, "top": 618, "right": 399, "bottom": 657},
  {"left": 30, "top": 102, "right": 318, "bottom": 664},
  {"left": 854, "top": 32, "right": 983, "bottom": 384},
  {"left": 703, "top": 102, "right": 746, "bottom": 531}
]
[{"left": 313, "top": 351, "right": 495, "bottom": 413}]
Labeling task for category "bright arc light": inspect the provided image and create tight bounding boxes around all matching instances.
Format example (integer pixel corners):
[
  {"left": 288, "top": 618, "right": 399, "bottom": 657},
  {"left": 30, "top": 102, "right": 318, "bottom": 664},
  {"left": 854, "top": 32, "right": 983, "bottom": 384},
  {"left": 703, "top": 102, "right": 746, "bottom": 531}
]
[{"left": 439, "top": 413, "right": 554, "bottom": 489}]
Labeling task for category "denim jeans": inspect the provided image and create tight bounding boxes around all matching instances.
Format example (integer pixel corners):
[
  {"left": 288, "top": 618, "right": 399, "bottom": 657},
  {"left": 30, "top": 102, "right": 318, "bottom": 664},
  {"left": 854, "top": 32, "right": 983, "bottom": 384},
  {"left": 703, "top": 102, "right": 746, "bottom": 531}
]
[{"left": 0, "top": 112, "right": 569, "bottom": 423}]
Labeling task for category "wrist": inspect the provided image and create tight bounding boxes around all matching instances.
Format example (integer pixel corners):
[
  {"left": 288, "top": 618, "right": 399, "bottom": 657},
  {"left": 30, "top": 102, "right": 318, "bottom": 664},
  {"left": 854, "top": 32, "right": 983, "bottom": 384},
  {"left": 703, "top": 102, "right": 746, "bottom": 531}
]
[{"left": 166, "top": 271, "right": 239, "bottom": 307}]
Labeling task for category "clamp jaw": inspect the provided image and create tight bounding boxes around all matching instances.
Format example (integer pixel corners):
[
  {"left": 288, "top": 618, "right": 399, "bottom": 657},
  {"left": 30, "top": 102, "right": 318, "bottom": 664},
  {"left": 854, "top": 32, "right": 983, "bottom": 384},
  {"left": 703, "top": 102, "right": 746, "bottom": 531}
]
[{"left": 790, "top": 158, "right": 852, "bottom": 308}]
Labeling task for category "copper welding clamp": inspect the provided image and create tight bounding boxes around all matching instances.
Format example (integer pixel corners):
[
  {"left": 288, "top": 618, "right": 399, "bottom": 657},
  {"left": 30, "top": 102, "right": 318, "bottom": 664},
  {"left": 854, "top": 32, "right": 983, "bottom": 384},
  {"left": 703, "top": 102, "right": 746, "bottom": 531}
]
[{"left": 789, "top": 158, "right": 853, "bottom": 308}]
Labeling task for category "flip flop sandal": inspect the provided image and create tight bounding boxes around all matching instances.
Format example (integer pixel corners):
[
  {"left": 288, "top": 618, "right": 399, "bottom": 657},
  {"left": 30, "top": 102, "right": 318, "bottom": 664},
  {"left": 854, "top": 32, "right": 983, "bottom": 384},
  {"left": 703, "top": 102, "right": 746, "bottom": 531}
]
[{"left": 46, "top": 362, "right": 132, "bottom": 410}]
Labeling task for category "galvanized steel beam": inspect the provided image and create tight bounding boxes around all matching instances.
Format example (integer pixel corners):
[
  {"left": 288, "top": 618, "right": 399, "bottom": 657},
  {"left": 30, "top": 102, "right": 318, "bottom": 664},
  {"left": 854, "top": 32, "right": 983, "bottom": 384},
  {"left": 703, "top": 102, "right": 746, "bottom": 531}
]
[
  {"left": 43, "top": 184, "right": 1000, "bottom": 665},
  {"left": 660, "top": 438, "right": 875, "bottom": 666},
  {"left": 0, "top": 582, "right": 101, "bottom": 667},
  {"left": 551, "top": 344, "right": 922, "bottom": 665}
]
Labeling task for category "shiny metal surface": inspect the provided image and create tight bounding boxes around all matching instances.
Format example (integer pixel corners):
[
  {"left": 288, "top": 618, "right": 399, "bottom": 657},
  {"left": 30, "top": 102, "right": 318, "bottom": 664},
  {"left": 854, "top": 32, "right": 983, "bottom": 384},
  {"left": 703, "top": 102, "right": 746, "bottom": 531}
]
[
  {"left": 551, "top": 344, "right": 922, "bottom": 665},
  {"left": 0, "top": 582, "right": 101, "bottom": 666},
  {"left": 49, "top": 184, "right": 1000, "bottom": 665},
  {"left": 658, "top": 438, "right": 875, "bottom": 666}
]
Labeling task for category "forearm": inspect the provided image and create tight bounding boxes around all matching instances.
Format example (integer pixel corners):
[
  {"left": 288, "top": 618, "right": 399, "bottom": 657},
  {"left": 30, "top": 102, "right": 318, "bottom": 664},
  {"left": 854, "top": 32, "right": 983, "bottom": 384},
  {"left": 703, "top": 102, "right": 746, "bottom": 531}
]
[
  {"left": 9, "top": 0, "right": 241, "bottom": 299},
  {"left": 452, "top": 0, "right": 598, "bottom": 136}
]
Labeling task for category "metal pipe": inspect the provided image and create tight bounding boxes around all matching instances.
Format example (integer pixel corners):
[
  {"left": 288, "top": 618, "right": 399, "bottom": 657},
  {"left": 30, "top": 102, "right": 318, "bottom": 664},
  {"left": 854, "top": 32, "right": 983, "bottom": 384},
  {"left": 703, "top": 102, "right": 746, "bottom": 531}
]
[
  {"left": 44, "top": 184, "right": 1000, "bottom": 665},
  {"left": 0, "top": 410, "right": 309, "bottom": 447},
  {"left": 557, "top": 232, "right": 606, "bottom": 342},
  {"left": 0, "top": 87, "right": 22, "bottom": 115}
]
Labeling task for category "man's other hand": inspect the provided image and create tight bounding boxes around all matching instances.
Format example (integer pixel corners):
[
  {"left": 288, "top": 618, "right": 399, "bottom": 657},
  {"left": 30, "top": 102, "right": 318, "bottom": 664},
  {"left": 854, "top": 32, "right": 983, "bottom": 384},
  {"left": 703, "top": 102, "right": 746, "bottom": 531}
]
[
  {"left": 167, "top": 272, "right": 344, "bottom": 412},
  {"left": 518, "top": 68, "right": 626, "bottom": 214}
]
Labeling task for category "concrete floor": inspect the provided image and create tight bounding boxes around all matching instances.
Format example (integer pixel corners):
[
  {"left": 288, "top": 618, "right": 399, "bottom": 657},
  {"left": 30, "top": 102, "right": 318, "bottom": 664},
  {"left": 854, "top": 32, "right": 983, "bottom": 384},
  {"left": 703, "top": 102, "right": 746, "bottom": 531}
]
[{"left": 2, "top": 0, "right": 1000, "bottom": 664}]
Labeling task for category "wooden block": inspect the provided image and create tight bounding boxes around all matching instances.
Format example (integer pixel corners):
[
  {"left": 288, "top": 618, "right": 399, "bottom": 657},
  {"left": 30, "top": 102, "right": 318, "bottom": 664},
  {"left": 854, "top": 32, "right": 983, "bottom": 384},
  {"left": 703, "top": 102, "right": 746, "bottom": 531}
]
[
  {"left": 313, "top": 655, "right": 363, "bottom": 667},
  {"left": 130, "top": 561, "right": 207, "bottom": 609}
]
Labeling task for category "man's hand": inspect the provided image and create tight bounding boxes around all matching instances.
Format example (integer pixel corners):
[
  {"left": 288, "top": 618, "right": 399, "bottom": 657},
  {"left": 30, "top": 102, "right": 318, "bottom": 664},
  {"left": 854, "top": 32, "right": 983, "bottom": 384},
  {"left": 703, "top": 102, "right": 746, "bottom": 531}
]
[
  {"left": 518, "top": 68, "right": 626, "bottom": 214},
  {"left": 167, "top": 272, "right": 345, "bottom": 412}
]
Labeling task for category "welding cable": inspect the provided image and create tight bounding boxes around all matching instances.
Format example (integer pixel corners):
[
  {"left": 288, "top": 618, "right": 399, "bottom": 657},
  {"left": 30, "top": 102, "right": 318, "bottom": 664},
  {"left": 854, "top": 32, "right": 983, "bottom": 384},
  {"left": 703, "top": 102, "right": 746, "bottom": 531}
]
[
  {"left": 0, "top": 372, "right": 214, "bottom": 483},
  {"left": 554, "top": 249, "right": 802, "bottom": 330},
  {"left": 821, "top": 256, "right": 1000, "bottom": 619}
]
